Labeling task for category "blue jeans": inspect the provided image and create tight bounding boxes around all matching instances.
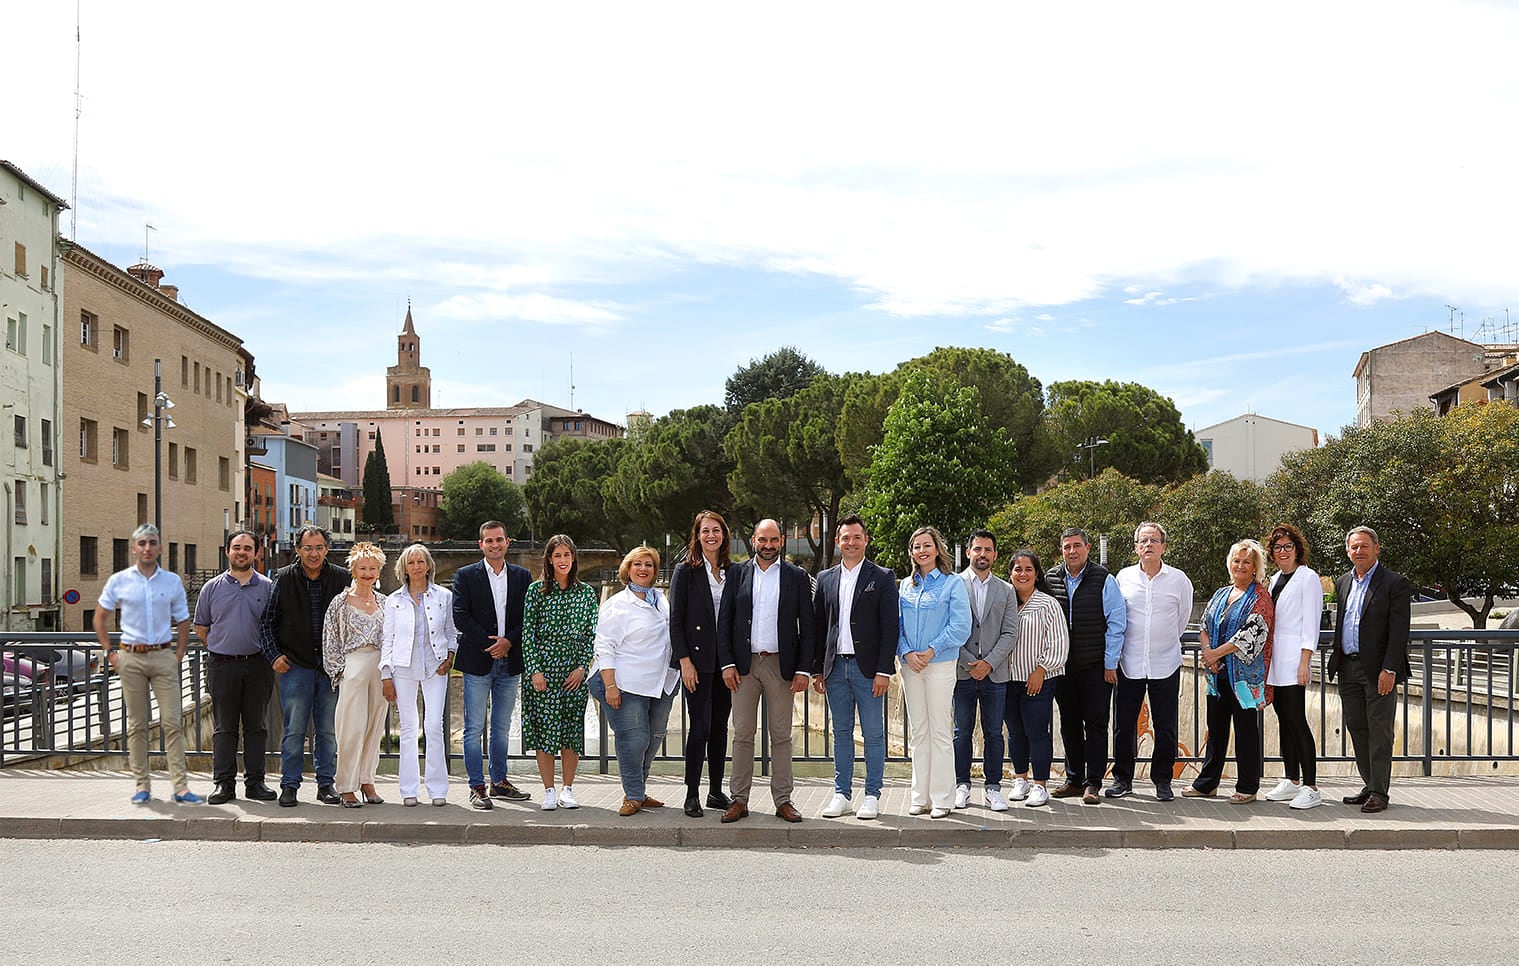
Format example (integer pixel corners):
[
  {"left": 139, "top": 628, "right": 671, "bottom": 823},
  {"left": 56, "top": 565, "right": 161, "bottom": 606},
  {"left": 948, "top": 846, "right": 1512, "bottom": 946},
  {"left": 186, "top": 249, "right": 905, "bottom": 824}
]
[
  {"left": 1004, "top": 676, "right": 1056, "bottom": 782},
  {"left": 824, "top": 657, "right": 886, "bottom": 798},
  {"left": 953, "top": 675, "right": 1007, "bottom": 789},
  {"left": 462, "top": 663, "right": 520, "bottom": 788},
  {"left": 591, "top": 675, "right": 676, "bottom": 802},
  {"left": 277, "top": 664, "right": 337, "bottom": 789}
]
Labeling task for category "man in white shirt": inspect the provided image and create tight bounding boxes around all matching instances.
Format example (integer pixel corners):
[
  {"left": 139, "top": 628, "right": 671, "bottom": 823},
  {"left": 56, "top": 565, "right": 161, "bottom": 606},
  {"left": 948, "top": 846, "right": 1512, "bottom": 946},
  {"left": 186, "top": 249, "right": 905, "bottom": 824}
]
[
  {"left": 952, "top": 529, "right": 1020, "bottom": 811},
  {"left": 1107, "top": 522, "right": 1193, "bottom": 802}
]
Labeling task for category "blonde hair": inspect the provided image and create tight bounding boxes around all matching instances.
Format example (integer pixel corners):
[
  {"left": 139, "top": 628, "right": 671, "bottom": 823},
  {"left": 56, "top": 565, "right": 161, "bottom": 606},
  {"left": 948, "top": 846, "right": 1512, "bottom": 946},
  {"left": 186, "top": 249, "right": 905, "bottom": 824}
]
[
  {"left": 617, "top": 546, "right": 661, "bottom": 584},
  {"left": 394, "top": 543, "right": 435, "bottom": 586},
  {"left": 908, "top": 526, "right": 955, "bottom": 582},
  {"left": 1227, "top": 539, "right": 1267, "bottom": 586}
]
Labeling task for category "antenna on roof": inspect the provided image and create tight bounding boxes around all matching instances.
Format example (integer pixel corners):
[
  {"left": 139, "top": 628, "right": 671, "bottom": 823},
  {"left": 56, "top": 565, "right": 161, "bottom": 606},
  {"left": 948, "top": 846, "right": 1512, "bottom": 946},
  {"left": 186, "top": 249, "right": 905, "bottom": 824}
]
[
  {"left": 70, "top": 0, "right": 81, "bottom": 240},
  {"left": 143, "top": 223, "right": 155, "bottom": 263},
  {"left": 569, "top": 352, "right": 575, "bottom": 409}
]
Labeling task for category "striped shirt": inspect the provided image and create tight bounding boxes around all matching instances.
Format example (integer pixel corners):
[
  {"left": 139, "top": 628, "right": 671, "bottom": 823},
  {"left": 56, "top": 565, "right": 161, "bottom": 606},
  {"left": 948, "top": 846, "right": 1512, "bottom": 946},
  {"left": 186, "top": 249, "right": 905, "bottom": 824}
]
[{"left": 1010, "top": 590, "right": 1070, "bottom": 682}]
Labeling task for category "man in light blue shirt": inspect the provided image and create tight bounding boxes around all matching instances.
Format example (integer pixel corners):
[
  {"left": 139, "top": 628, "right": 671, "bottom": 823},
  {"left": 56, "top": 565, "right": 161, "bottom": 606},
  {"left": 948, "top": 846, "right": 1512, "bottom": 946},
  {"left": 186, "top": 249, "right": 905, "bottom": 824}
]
[{"left": 95, "top": 524, "right": 202, "bottom": 805}]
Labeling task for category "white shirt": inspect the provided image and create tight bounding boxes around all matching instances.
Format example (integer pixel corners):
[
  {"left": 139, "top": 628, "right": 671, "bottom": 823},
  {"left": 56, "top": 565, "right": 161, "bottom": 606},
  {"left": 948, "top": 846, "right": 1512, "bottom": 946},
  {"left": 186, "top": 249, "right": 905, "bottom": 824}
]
[
  {"left": 1116, "top": 563, "right": 1193, "bottom": 679},
  {"left": 706, "top": 563, "right": 725, "bottom": 618},
  {"left": 591, "top": 587, "right": 679, "bottom": 698},
  {"left": 1268, "top": 566, "right": 1323, "bottom": 686},
  {"left": 750, "top": 560, "right": 781, "bottom": 653},
  {"left": 836, "top": 560, "right": 862, "bottom": 655},
  {"left": 483, "top": 557, "right": 510, "bottom": 637},
  {"left": 968, "top": 570, "right": 990, "bottom": 621}
]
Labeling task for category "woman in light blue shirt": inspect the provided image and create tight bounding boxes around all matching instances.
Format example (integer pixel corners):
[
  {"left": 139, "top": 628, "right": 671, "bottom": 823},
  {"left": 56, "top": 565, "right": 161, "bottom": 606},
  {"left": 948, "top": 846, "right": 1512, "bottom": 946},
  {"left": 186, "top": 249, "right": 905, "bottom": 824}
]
[{"left": 899, "top": 526, "right": 972, "bottom": 818}]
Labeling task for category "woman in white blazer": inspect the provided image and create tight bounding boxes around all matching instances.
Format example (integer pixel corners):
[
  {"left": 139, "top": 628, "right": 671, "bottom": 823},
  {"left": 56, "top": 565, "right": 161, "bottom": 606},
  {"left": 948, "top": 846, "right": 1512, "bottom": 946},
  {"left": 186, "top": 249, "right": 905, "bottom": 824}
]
[
  {"left": 1261, "top": 524, "right": 1325, "bottom": 810},
  {"left": 381, "top": 544, "right": 458, "bottom": 806}
]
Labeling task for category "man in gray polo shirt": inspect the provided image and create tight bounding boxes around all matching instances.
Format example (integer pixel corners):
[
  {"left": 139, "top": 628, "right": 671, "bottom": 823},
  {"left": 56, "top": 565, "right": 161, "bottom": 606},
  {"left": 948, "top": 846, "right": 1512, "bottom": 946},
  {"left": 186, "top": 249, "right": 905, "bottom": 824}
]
[
  {"left": 95, "top": 524, "right": 203, "bottom": 805},
  {"left": 194, "top": 530, "right": 276, "bottom": 805}
]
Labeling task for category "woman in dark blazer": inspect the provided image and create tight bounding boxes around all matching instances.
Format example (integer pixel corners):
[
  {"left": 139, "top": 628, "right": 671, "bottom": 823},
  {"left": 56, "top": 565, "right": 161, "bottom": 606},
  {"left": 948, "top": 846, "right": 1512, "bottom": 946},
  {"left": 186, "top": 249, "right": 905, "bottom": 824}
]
[{"left": 669, "top": 510, "right": 737, "bottom": 817}]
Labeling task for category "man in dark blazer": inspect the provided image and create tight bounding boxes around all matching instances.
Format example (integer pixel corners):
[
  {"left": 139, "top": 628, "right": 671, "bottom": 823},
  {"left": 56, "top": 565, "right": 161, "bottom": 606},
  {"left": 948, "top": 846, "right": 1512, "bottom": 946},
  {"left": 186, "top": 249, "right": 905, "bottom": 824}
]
[
  {"left": 1329, "top": 525, "right": 1413, "bottom": 814},
  {"left": 452, "top": 520, "right": 533, "bottom": 809},
  {"left": 717, "top": 518, "right": 816, "bottom": 824},
  {"left": 810, "top": 514, "right": 899, "bottom": 820}
]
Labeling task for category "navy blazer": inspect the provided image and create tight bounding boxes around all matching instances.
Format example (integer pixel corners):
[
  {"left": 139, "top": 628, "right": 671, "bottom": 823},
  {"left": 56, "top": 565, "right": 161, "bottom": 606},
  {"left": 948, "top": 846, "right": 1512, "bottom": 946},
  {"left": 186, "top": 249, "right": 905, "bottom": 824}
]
[
  {"left": 1330, "top": 564, "right": 1413, "bottom": 683},
  {"left": 669, "top": 560, "right": 737, "bottom": 674},
  {"left": 717, "top": 559, "right": 816, "bottom": 680},
  {"left": 451, "top": 558, "right": 532, "bottom": 677},
  {"left": 812, "top": 559, "right": 899, "bottom": 681}
]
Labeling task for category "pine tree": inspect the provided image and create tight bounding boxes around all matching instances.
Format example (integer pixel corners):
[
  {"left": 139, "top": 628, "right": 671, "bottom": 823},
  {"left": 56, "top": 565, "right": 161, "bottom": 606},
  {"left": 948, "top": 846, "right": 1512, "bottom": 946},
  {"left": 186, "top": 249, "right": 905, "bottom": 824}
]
[{"left": 362, "top": 430, "right": 395, "bottom": 533}]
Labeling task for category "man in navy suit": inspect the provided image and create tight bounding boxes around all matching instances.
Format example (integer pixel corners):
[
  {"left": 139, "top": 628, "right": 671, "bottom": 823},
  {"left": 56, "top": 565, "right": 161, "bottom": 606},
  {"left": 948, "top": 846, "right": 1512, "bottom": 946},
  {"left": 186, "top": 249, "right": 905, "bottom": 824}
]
[
  {"left": 718, "top": 518, "right": 816, "bottom": 824},
  {"left": 1329, "top": 525, "right": 1412, "bottom": 814},
  {"left": 452, "top": 520, "right": 533, "bottom": 809},
  {"left": 811, "top": 514, "right": 898, "bottom": 820}
]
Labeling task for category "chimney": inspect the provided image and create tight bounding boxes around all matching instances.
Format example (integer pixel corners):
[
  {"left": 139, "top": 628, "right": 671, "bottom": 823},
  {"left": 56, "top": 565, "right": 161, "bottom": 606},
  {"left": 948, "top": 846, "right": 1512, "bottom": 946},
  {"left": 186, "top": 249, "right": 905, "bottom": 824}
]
[
  {"left": 158, "top": 284, "right": 178, "bottom": 301},
  {"left": 126, "top": 262, "right": 165, "bottom": 289}
]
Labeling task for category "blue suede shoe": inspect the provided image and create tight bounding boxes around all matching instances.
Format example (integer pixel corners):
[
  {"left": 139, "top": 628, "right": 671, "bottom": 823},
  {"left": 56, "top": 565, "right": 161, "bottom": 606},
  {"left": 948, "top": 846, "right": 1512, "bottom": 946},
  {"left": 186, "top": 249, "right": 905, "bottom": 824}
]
[
  {"left": 131, "top": 790, "right": 151, "bottom": 805},
  {"left": 173, "top": 790, "right": 205, "bottom": 804}
]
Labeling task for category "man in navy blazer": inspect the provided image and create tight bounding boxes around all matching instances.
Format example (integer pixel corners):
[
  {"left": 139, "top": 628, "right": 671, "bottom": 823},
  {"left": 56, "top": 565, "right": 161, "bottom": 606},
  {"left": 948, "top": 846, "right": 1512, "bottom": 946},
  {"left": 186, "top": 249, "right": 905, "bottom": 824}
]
[
  {"left": 1329, "top": 525, "right": 1413, "bottom": 814},
  {"left": 717, "top": 518, "right": 816, "bottom": 823},
  {"left": 810, "top": 514, "right": 898, "bottom": 820},
  {"left": 452, "top": 520, "right": 534, "bottom": 809}
]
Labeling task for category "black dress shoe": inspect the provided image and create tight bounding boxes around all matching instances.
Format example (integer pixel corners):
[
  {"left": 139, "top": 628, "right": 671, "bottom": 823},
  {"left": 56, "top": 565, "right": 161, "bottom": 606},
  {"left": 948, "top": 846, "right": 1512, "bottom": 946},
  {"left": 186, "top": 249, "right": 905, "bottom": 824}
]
[
  {"left": 1343, "top": 789, "right": 1372, "bottom": 805},
  {"left": 244, "top": 782, "right": 278, "bottom": 802},
  {"left": 1154, "top": 783, "right": 1175, "bottom": 802},
  {"left": 1360, "top": 792, "right": 1389, "bottom": 814},
  {"left": 207, "top": 783, "right": 236, "bottom": 805},
  {"left": 316, "top": 785, "right": 343, "bottom": 805},
  {"left": 684, "top": 795, "right": 704, "bottom": 818},
  {"left": 706, "top": 789, "right": 732, "bottom": 810},
  {"left": 278, "top": 786, "right": 298, "bottom": 807}
]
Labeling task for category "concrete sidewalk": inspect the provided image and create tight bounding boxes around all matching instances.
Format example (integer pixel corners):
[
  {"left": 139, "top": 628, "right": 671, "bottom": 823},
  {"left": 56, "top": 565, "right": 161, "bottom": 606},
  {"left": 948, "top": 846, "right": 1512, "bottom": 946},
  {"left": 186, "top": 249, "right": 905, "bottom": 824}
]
[{"left": 1, "top": 770, "right": 1516, "bottom": 849}]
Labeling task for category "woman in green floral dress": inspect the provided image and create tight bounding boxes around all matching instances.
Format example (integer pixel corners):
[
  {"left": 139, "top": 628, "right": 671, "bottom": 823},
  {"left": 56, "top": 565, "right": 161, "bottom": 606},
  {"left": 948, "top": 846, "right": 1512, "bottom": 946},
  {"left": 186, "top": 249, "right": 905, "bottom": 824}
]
[{"left": 521, "top": 534, "right": 599, "bottom": 810}]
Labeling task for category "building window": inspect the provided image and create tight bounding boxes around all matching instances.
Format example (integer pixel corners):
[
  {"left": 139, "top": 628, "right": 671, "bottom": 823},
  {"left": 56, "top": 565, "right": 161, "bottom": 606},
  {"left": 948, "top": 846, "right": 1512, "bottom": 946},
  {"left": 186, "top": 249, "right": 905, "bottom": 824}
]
[
  {"left": 431, "top": 428, "right": 440, "bottom": 437},
  {"left": 79, "top": 536, "right": 98, "bottom": 576},
  {"left": 504, "top": 427, "right": 512, "bottom": 436},
  {"left": 40, "top": 419, "right": 51, "bottom": 466},
  {"left": 168, "top": 543, "right": 179, "bottom": 573},
  {"left": 185, "top": 447, "right": 197, "bottom": 483},
  {"left": 80, "top": 311, "right": 98, "bottom": 349},
  {"left": 475, "top": 427, "right": 483, "bottom": 436},
  {"left": 112, "top": 325, "right": 129, "bottom": 362},
  {"left": 14, "top": 242, "right": 26, "bottom": 277},
  {"left": 40, "top": 559, "right": 52, "bottom": 604},
  {"left": 40, "top": 266, "right": 49, "bottom": 290},
  {"left": 39, "top": 483, "right": 48, "bottom": 525},
  {"left": 522, "top": 443, "right": 533, "bottom": 454},
  {"left": 503, "top": 443, "right": 512, "bottom": 452},
  {"left": 215, "top": 371, "right": 222, "bottom": 402},
  {"left": 13, "top": 414, "right": 24, "bottom": 449},
  {"left": 219, "top": 457, "right": 230, "bottom": 491},
  {"left": 457, "top": 427, "right": 465, "bottom": 436},
  {"left": 193, "top": 361, "right": 200, "bottom": 393},
  {"left": 186, "top": 544, "right": 197, "bottom": 574},
  {"left": 113, "top": 538, "right": 130, "bottom": 572},
  {"left": 13, "top": 558, "right": 24, "bottom": 606},
  {"left": 457, "top": 444, "right": 465, "bottom": 453},
  {"left": 181, "top": 355, "right": 189, "bottom": 386},
  {"left": 168, "top": 441, "right": 179, "bottom": 478},
  {"left": 1200, "top": 439, "right": 1214, "bottom": 467},
  {"left": 367, "top": 431, "right": 376, "bottom": 440},
  {"left": 137, "top": 493, "right": 148, "bottom": 526},
  {"left": 411, "top": 386, "right": 419, "bottom": 402},
  {"left": 42, "top": 324, "right": 51, "bottom": 365},
  {"left": 13, "top": 481, "right": 25, "bottom": 525},
  {"left": 112, "top": 428, "right": 129, "bottom": 468},
  {"left": 79, "top": 419, "right": 98, "bottom": 461},
  {"left": 6, "top": 317, "right": 17, "bottom": 352},
  {"left": 489, "top": 427, "right": 498, "bottom": 436},
  {"left": 477, "top": 443, "right": 496, "bottom": 452}
]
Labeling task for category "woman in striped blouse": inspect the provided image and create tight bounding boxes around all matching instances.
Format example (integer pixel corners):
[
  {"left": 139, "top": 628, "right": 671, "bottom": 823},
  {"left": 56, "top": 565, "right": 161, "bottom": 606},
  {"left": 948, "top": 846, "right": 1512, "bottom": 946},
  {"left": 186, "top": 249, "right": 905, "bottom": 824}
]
[{"left": 1004, "top": 549, "right": 1070, "bottom": 808}]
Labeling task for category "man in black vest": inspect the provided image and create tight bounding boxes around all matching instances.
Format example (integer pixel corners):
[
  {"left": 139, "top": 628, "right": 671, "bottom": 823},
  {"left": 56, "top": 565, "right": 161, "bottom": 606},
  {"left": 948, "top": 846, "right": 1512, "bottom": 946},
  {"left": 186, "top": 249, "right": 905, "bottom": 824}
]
[{"left": 1045, "top": 528, "right": 1127, "bottom": 805}]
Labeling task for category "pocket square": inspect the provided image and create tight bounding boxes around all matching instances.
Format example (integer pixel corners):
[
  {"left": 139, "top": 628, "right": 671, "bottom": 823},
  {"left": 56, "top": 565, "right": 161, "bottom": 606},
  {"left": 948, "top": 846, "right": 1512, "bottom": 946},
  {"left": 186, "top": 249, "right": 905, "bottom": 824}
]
[{"left": 861, "top": 582, "right": 877, "bottom": 593}]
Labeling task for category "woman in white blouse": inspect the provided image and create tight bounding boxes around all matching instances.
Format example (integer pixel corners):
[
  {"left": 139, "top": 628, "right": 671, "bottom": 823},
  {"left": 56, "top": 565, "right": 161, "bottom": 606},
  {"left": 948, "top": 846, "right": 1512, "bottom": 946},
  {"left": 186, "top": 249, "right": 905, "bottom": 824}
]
[
  {"left": 323, "top": 542, "right": 388, "bottom": 809},
  {"left": 380, "top": 544, "right": 457, "bottom": 807},
  {"left": 1004, "top": 549, "right": 1070, "bottom": 808},
  {"left": 1261, "top": 524, "right": 1325, "bottom": 809},
  {"left": 590, "top": 546, "right": 680, "bottom": 816}
]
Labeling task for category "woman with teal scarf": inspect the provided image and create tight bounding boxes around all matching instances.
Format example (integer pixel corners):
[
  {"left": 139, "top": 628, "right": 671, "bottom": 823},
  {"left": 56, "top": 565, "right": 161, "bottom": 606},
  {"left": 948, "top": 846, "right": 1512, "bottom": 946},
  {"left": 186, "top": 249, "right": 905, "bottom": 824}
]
[{"left": 1184, "top": 539, "right": 1275, "bottom": 804}]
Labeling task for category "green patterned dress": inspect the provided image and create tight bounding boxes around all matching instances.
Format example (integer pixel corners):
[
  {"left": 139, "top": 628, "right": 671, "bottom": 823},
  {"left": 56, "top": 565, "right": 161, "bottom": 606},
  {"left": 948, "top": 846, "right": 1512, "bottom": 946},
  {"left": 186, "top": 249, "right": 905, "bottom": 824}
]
[{"left": 520, "top": 580, "right": 599, "bottom": 754}]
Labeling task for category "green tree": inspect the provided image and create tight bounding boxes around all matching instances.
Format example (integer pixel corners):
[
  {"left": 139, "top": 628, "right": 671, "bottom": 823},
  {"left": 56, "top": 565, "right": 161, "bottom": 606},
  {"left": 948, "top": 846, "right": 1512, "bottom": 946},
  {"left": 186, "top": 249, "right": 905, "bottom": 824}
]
[
  {"left": 606, "top": 405, "right": 737, "bottom": 547},
  {"left": 1152, "top": 471, "right": 1268, "bottom": 595},
  {"left": 361, "top": 430, "right": 395, "bottom": 534},
  {"left": 724, "top": 346, "right": 826, "bottom": 414},
  {"left": 523, "top": 437, "right": 639, "bottom": 555},
  {"left": 860, "top": 371, "right": 1019, "bottom": 571},
  {"left": 988, "top": 469, "right": 1163, "bottom": 575},
  {"left": 1045, "top": 379, "right": 1210, "bottom": 484},
  {"left": 440, "top": 462, "right": 528, "bottom": 540},
  {"left": 726, "top": 374, "right": 850, "bottom": 570}
]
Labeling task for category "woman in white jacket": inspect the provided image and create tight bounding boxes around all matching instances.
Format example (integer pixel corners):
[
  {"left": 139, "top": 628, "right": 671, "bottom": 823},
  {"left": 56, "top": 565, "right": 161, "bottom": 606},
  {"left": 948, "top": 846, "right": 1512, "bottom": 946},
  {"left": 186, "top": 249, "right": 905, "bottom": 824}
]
[
  {"left": 1261, "top": 524, "right": 1325, "bottom": 810},
  {"left": 381, "top": 544, "right": 457, "bottom": 806}
]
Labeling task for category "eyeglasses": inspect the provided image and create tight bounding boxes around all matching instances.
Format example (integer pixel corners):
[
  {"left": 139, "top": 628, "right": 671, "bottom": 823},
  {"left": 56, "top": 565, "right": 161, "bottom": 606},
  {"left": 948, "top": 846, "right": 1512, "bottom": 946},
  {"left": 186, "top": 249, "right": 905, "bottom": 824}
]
[
  {"left": 1135, "top": 538, "right": 1164, "bottom": 545},
  {"left": 1270, "top": 543, "right": 1295, "bottom": 553},
  {"left": 298, "top": 545, "right": 328, "bottom": 553}
]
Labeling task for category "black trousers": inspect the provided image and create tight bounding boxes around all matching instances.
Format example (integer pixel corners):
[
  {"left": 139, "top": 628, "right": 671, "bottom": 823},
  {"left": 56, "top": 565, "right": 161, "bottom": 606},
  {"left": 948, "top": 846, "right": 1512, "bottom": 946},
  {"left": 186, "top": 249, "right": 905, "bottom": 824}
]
[
  {"left": 681, "top": 668, "right": 732, "bottom": 795},
  {"left": 208, "top": 653, "right": 274, "bottom": 785},
  {"left": 1056, "top": 666, "right": 1113, "bottom": 789},
  {"left": 1272, "top": 684, "right": 1317, "bottom": 786},
  {"left": 1193, "top": 674, "right": 1262, "bottom": 796},
  {"left": 1112, "top": 668, "right": 1180, "bottom": 788},
  {"left": 1338, "top": 656, "right": 1397, "bottom": 797}
]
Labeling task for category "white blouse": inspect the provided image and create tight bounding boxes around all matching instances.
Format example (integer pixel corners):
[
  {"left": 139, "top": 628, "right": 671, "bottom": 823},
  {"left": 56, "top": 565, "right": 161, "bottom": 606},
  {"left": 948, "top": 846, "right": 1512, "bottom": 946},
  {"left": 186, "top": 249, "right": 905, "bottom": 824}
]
[
  {"left": 1267, "top": 566, "right": 1323, "bottom": 686},
  {"left": 591, "top": 587, "right": 680, "bottom": 698}
]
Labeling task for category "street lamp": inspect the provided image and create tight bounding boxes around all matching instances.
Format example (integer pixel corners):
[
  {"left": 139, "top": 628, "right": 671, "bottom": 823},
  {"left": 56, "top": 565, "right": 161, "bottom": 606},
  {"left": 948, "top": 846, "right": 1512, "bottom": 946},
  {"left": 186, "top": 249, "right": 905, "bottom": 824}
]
[
  {"left": 140, "top": 358, "right": 175, "bottom": 531},
  {"left": 1076, "top": 436, "right": 1108, "bottom": 479}
]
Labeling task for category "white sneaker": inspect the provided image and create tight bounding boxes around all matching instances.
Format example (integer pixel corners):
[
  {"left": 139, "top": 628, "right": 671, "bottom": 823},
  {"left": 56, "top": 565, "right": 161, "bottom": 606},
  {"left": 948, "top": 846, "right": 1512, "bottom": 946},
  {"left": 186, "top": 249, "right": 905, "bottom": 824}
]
[
  {"left": 1289, "top": 786, "right": 1323, "bottom": 810},
  {"left": 821, "top": 793, "right": 851, "bottom": 818},
  {"left": 986, "top": 788, "right": 1009, "bottom": 812},
  {"left": 857, "top": 795, "right": 880, "bottom": 820},
  {"left": 1265, "top": 778, "right": 1301, "bottom": 802},
  {"left": 1008, "top": 777, "right": 1031, "bottom": 801},
  {"left": 929, "top": 807, "right": 952, "bottom": 819},
  {"left": 1025, "top": 784, "right": 1050, "bottom": 808},
  {"left": 558, "top": 786, "right": 578, "bottom": 809},
  {"left": 540, "top": 788, "right": 558, "bottom": 811},
  {"left": 953, "top": 783, "right": 970, "bottom": 809}
]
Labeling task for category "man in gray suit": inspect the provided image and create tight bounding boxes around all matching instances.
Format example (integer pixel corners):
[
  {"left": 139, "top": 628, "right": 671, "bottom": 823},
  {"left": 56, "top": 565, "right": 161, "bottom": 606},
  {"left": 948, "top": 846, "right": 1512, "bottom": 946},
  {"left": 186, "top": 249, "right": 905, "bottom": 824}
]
[{"left": 953, "top": 529, "right": 1020, "bottom": 811}]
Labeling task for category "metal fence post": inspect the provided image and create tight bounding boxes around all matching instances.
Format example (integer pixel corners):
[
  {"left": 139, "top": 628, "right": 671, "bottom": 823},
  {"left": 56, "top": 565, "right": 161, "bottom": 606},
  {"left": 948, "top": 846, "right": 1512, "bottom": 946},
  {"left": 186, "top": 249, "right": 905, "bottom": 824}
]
[{"left": 1423, "top": 639, "right": 1435, "bottom": 777}]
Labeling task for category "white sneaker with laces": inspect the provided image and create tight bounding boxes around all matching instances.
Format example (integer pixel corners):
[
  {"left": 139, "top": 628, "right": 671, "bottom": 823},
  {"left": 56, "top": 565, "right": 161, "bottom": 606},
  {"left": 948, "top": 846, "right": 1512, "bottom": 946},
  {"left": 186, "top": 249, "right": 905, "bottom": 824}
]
[
  {"left": 559, "top": 786, "right": 578, "bottom": 809},
  {"left": 1025, "top": 784, "right": 1050, "bottom": 808},
  {"left": 541, "top": 788, "right": 558, "bottom": 811},
  {"left": 1265, "top": 778, "right": 1301, "bottom": 802},
  {"left": 954, "top": 783, "right": 971, "bottom": 809},
  {"left": 986, "top": 788, "right": 1009, "bottom": 812},
  {"left": 821, "top": 793, "right": 852, "bottom": 817},
  {"left": 1288, "top": 786, "right": 1323, "bottom": 810},
  {"left": 857, "top": 795, "right": 880, "bottom": 820},
  {"left": 1008, "top": 777, "right": 1032, "bottom": 801}
]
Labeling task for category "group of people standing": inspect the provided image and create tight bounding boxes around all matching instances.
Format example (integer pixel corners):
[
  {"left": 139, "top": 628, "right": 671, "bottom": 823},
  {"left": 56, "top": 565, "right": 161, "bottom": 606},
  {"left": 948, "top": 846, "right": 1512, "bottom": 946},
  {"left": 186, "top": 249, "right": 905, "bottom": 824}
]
[{"left": 96, "top": 509, "right": 1412, "bottom": 821}]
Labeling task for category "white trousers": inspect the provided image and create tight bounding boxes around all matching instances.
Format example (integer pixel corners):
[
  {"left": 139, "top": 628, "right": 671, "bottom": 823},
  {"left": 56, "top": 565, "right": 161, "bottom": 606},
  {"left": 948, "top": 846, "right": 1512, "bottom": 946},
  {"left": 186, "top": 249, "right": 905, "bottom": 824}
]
[
  {"left": 394, "top": 672, "right": 450, "bottom": 799},
  {"left": 902, "top": 659, "right": 957, "bottom": 809}
]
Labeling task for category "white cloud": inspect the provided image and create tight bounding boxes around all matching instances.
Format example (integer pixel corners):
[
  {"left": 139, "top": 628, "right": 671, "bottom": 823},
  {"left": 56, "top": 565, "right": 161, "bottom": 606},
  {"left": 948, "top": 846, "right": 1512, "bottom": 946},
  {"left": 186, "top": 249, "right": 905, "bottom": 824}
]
[
  {"left": 429, "top": 293, "right": 624, "bottom": 326},
  {"left": 1336, "top": 278, "right": 1398, "bottom": 306},
  {"left": 985, "top": 318, "right": 1019, "bottom": 333}
]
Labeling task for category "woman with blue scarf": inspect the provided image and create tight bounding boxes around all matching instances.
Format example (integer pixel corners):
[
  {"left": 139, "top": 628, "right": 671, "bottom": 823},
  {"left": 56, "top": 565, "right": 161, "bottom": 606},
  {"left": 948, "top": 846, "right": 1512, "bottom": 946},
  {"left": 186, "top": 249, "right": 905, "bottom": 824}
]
[{"left": 1184, "top": 539, "right": 1275, "bottom": 804}]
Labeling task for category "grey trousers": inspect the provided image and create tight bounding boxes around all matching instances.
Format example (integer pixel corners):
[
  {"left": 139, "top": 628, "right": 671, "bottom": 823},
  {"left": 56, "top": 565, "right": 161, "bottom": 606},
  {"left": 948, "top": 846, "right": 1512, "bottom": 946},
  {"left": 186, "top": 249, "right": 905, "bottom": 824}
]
[{"left": 1338, "top": 656, "right": 1397, "bottom": 797}]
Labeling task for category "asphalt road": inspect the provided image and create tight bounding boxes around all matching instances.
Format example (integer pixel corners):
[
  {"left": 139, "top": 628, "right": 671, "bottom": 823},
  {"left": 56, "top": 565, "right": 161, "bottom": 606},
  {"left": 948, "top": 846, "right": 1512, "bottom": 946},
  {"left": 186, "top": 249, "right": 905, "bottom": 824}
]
[{"left": 5, "top": 841, "right": 1510, "bottom": 964}]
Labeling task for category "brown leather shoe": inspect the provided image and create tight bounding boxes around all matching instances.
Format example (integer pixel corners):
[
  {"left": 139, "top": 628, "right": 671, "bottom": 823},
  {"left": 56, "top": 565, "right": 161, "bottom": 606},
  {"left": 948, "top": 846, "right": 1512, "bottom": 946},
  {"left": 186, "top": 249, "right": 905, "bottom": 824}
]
[
  {"left": 1050, "top": 782, "right": 1083, "bottom": 798},
  {"left": 1360, "top": 792, "right": 1389, "bottom": 814},
  {"left": 618, "top": 798, "right": 644, "bottom": 817},
  {"left": 1082, "top": 787, "right": 1101, "bottom": 805},
  {"left": 721, "top": 800, "right": 749, "bottom": 823},
  {"left": 775, "top": 802, "right": 803, "bottom": 823},
  {"left": 641, "top": 796, "right": 664, "bottom": 809}
]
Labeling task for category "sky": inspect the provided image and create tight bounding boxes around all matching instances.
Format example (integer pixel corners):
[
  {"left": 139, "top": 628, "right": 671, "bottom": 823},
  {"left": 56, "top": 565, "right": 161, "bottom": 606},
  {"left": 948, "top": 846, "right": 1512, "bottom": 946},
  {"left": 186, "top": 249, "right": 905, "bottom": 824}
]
[{"left": 10, "top": 1, "right": 1519, "bottom": 441}]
